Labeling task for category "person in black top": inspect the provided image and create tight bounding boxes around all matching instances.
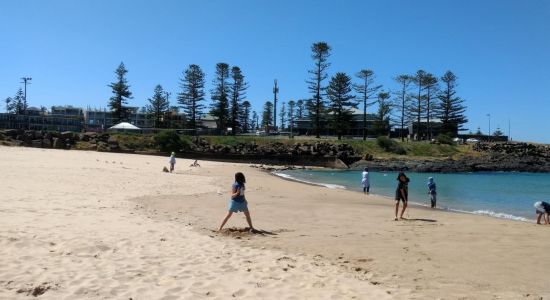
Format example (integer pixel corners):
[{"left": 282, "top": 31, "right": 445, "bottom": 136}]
[
  {"left": 395, "top": 172, "right": 409, "bottom": 221},
  {"left": 534, "top": 201, "right": 550, "bottom": 225}
]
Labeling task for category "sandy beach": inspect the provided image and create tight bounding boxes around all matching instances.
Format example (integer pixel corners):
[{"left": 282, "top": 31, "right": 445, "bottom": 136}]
[{"left": 1, "top": 146, "right": 549, "bottom": 299}]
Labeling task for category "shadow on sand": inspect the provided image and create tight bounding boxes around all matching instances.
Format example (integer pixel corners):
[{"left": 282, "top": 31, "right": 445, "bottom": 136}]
[
  {"left": 215, "top": 227, "right": 279, "bottom": 238},
  {"left": 402, "top": 218, "right": 437, "bottom": 223}
]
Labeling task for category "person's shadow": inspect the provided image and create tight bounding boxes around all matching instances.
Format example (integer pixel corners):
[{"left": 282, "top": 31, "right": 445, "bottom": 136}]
[
  {"left": 401, "top": 218, "right": 437, "bottom": 223},
  {"left": 216, "top": 227, "right": 278, "bottom": 236}
]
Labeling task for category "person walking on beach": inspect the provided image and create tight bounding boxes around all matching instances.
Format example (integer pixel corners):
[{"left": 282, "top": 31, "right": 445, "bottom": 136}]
[
  {"left": 361, "top": 167, "right": 370, "bottom": 195},
  {"left": 427, "top": 177, "right": 437, "bottom": 208},
  {"left": 218, "top": 172, "right": 255, "bottom": 232},
  {"left": 169, "top": 152, "right": 176, "bottom": 173},
  {"left": 395, "top": 172, "right": 409, "bottom": 220},
  {"left": 534, "top": 201, "right": 550, "bottom": 225}
]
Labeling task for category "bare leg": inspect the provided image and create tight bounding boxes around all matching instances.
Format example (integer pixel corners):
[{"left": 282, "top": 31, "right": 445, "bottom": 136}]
[
  {"left": 400, "top": 201, "right": 408, "bottom": 219},
  {"left": 363, "top": 187, "right": 366, "bottom": 194},
  {"left": 244, "top": 210, "right": 254, "bottom": 230},
  {"left": 218, "top": 211, "right": 233, "bottom": 231},
  {"left": 536, "top": 213, "right": 542, "bottom": 224},
  {"left": 394, "top": 201, "right": 400, "bottom": 220},
  {"left": 545, "top": 213, "right": 550, "bottom": 225}
]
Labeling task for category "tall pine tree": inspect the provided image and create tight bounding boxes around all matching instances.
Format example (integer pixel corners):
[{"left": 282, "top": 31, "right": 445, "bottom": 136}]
[
  {"left": 423, "top": 73, "right": 438, "bottom": 140},
  {"left": 240, "top": 100, "right": 251, "bottom": 133},
  {"left": 178, "top": 64, "right": 205, "bottom": 130},
  {"left": 392, "top": 75, "right": 413, "bottom": 141},
  {"left": 437, "top": 71, "right": 468, "bottom": 136},
  {"left": 13, "top": 88, "right": 27, "bottom": 115},
  {"left": 410, "top": 70, "right": 427, "bottom": 140},
  {"left": 373, "top": 92, "right": 392, "bottom": 136},
  {"left": 326, "top": 72, "right": 356, "bottom": 140},
  {"left": 296, "top": 99, "right": 305, "bottom": 119},
  {"left": 210, "top": 63, "right": 230, "bottom": 134},
  {"left": 261, "top": 101, "right": 274, "bottom": 127},
  {"left": 288, "top": 100, "right": 296, "bottom": 137},
  {"left": 146, "top": 85, "right": 170, "bottom": 128},
  {"left": 307, "top": 42, "right": 331, "bottom": 138},
  {"left": 229, "top": 66, "right": 248, "bottom": 134},
  {"left": 279, "top": 101, "right": 286, "bottom": 130},
  {"left": 108, "top": 62, "right": 132, "bottom": 122},
  {"left": 354, "top": 69, "right": 382, "bottom": 140}
]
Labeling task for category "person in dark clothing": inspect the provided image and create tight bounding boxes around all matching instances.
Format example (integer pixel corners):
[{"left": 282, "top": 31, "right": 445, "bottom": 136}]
[
  {"left": 534, "top": 201, "right": 550, "bottom": 225},
  {"left": 395, "top": 172, "right": 409, "bottom": 220},
  {"left": 427, "top": 177, "right": 437, "bottom": 208}
]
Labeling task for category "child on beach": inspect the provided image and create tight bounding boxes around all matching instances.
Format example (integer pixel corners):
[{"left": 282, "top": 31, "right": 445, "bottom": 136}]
[
  {"left": 361, "top": 167, "right": 370, "bottom": 194},
  {"left": 427, "top": 177, "right": 437, "bottom": 208},
  {"left": 218, "top": 172, "right": 255, "bottom": 232},
  {"left": 395, "top": 172, "right": 409, "bottom": 220},
  {"left": 534, "top": 201, "right": 550, "bottom": 225},
  {"left": 169, "top": 152, "right": 176, "bottom": 173}
]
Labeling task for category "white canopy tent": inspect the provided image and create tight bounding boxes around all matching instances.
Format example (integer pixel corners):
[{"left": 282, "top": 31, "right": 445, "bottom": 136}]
[{"left": 108, "top": 122, "right": 141, "bottom": 131}]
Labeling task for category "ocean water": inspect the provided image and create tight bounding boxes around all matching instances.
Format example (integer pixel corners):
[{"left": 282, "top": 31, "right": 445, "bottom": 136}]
[{"left": 275, "top": 170, "right": 550, "bottom": 222}]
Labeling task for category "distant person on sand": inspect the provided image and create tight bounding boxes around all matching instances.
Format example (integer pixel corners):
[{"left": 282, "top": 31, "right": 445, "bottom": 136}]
[
  {"left": 361, "top": 167, "right": 370, "bottom": 194},
  {"left": 190, "top": 160, "right": 200, "bottom": 167},
  {"left": 534, "top": 201, "right": 550, "bottom": 225},
  {"left": 395, "top": 172, "right": 410, "bottom": 220},
  {"left": 169, "top": 152, "right": 176, "bottom": 173},
  {"left": 218, "top": 172, "right": 255, "bottom": 232},
  {"left": 427, "top": 177, "right": 437, "bottom": 208}
]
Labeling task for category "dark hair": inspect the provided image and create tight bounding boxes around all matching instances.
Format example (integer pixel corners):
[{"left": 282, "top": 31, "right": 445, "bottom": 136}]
[
  {"left": 364, "top": 167, "right": 369, "bottom": 172},
  {"left": 235, "top": 172, "right": 246, "bottom": 184},
  {"left": 397, "top": 172, "right": 408, "bottom": 182}
]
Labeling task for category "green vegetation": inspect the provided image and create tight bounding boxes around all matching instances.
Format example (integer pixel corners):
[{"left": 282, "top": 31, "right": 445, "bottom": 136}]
[
  {"left": 436, "top": 133, "right": 454, "bottom": 145},
  {"left": 153, "top": 131, "right": 192, "bottom": 152},
  {"left": 376, "top": 136, "right": 407, "bottom": 155},
  {"left": 101, "top": 133, "right": 475, "bottom": 160}
]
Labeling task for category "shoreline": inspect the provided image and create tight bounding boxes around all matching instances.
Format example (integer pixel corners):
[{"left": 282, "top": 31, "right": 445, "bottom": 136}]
[{"left": 271, "top": 169, "right": 534, "bottom": 223}]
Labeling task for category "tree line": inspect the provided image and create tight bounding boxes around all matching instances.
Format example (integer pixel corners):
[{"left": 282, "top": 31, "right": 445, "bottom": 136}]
[
  {"left": 259, "top": 42, "right": 468, "bottom": 140},
  {"left": 107, "top": 62, "right": 252, "bottom": 134},
  {"left": 4, "top": 42, "right": 468, "bottom": 140}
]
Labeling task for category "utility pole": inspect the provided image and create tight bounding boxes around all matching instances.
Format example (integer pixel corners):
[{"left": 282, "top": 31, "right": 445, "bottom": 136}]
[
  {"left": 273, "top": 79, "right": 278, "bottom": 128},
  {"left": 20, "top": 77, "right": 32, "bottom": 113}
]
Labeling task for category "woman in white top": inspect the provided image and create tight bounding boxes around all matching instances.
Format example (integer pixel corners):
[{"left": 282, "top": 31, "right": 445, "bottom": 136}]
[{"left": 361, "top": 167, "right": 370, "bottom": 194}]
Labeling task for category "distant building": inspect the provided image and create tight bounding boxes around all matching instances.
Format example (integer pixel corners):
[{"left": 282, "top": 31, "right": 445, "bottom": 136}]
[
  {"left": 293, "top": 108, "right": 380, "bottom": 137},
  {"left": 85, "top": 106, "right": 154, "bottom": 131},
  {"left": 408, "top": 118, "right": 445, "bottom": 140},
  {"left": 0, "top": 105, "right": 84, "bottom": 132}
]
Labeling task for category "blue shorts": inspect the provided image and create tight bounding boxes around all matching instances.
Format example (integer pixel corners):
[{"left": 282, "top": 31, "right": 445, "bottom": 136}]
[{"left": 229, "top": 200, "right": 248, "bottom": 213}]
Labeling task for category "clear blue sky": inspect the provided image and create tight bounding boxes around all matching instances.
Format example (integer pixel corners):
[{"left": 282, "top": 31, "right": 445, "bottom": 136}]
[{"left": 1, "top": 0, "right": 549, "bottom": 142}]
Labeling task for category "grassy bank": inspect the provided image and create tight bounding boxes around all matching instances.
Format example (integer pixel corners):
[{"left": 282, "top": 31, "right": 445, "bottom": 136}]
[{"left": 97, "top": 132, "right": 479, "bottom": 160}]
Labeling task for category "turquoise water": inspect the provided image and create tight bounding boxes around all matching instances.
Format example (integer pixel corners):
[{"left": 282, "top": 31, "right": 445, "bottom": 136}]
[{"left": 275, "top": 170, "right": 550, "bottom": 221}]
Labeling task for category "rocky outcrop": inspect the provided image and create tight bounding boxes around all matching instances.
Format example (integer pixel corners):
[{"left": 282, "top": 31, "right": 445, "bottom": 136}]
[
  {"left": 473, "top": 142, "right": 550, "bottom": 158},
  {"left": 352, "top": 154, "right": 550, "bottom": 173},
  {"left": 0, "top": 129, "right": 116, "bottom": 151}
]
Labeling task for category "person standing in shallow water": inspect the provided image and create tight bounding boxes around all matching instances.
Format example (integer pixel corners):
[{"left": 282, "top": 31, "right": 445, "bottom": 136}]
[
  {"left": 218, "top": 172, "right": 255, "bottom": 232},
  {"left": 427, "top": 177, "right": 437, "bottom": 208},
  {"left": 395, "top": 172, "right": 409, "bottom": 220},
  {"left": 361, "top": 167, "right": 370, "bottom": 195},
  {"left": 534, "top": 201, "right": 550, "bottom": 225}
]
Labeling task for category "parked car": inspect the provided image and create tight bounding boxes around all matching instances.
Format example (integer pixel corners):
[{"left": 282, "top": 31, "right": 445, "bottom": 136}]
[{"left": 466, "top": 138, "right": 480, "bottom": 143}]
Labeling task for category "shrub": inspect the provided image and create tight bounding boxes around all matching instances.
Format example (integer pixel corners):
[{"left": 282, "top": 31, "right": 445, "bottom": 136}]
[
  {"left": 376, "top": 136, "right": 406, "bottom": 155},
  {"left": 154, "top": 131, "right": 191, "bottom": 153},
  {"left": 436, "top": 134, "right": 455, "bottom": 145}
]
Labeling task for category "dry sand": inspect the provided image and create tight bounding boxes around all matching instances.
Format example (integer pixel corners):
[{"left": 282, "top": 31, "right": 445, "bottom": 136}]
[{"left": 1, "top": 146, "right": 549, "bottom": 299}]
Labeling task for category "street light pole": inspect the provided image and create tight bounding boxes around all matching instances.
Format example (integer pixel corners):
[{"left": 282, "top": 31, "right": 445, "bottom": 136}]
[{"left": 20, "top": 77, "right": 32, "bottom": 112}]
